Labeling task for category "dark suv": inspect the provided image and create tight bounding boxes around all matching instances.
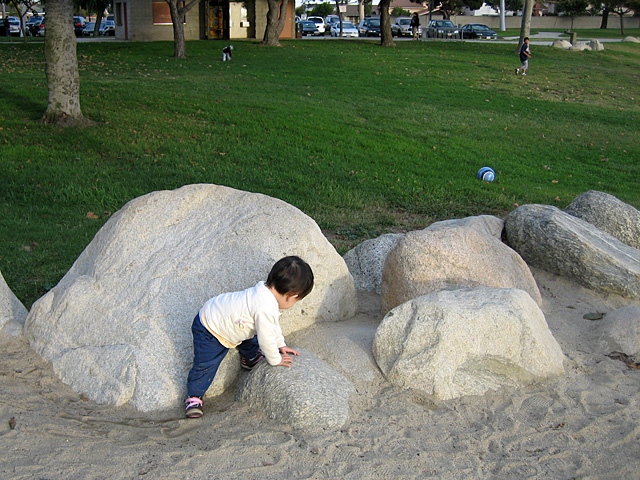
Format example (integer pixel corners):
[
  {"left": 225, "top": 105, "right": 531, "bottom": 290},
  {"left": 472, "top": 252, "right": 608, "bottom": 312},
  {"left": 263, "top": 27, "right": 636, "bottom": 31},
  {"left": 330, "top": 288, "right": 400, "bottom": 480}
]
[
  {"left": 357, "top": 17, "right": 381, "bottom": 37},
  {"left": 426, "top": 19, "right": 460, "bottom": 39},
  {"left": 73, "top": 15, "right": 86, "bottom": 36}
]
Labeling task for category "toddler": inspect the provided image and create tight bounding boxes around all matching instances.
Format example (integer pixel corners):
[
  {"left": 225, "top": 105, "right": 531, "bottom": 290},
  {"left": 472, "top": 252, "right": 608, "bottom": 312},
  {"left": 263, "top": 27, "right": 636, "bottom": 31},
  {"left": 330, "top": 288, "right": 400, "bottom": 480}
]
[{"left": 184, "top": 255, "right": 314, "bottom": 418}]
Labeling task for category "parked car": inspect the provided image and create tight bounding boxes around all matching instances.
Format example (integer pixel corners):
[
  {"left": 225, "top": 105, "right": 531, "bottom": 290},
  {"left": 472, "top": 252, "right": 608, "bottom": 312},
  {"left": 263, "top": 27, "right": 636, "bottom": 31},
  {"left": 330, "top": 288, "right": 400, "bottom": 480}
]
[
  {"left": 426, "top": 19, "right": 459, "bottom": 39},
  {"left": 299, "top": 20, "right": 319, "bottom": 36},
  {"left": 307, "top": 16, "right": 325, "bottom": 35},
  {"left": 29, "top": 17, "right": 45, "bottom": 36},
  {"left": 100, "top": 19, "right": 116, "bottom": 36},
  {"left": 330, "top": 20, "right": 358, "bottom": 38},
  {"left": 324, "top": 15, "right": 340, "bottom": 31},
  {"left": 6, "top": 16, "right": 22, "bottom": 36},
  {"left": 358, "top": 17, "right": 381, "bottom": 37},
  {"left": 391, "top": 16, "right": 420, "bottom": 37},
  {"left": 26, "top": 16, "right": 43, "bottom": 36},
  {"left": 82, "top": 22, "right": 96, "bottom": 36},
  {"left": 73, "top": 15, "right": 86, "bottom": 36},
  {"left": 460, "top": 23, "right": 497, "bottom": 39}
]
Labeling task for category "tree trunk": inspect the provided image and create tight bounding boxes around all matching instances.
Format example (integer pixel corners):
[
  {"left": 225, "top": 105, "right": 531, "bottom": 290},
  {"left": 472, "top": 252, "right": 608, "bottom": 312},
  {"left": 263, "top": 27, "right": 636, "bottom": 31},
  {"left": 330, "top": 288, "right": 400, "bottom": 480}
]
[
  {"left": 93, "top": 11, "right": 104, "bottom": 37},
  {"left": 358, "top": 0, "right": 365, "bottom": 24},
  {"left": 516, "top": 0, "right": 534, "bottom": 53},
  {"left": 379, "top": 0, "right": 394, "bottom": 46},
  {"left": 600, "top": 7, "right": 609, "bottom": 29},
  {"left": 262, "top": 0, "right": 289, "bottom": 46},
  {"left": 168, "top": 0, "right": 187, "bottom": 58},
  {"left": 166, "top": 0, "right": 198, "bottom": 58},
  {"left": 617, "top": 12, "right": 625, "bottom": 36},
  {"left": 41, "top": 0, "right": 91, "bottom": 126},
  {"left": 334, "top": 0, "right": 342, "bottom": 37}
]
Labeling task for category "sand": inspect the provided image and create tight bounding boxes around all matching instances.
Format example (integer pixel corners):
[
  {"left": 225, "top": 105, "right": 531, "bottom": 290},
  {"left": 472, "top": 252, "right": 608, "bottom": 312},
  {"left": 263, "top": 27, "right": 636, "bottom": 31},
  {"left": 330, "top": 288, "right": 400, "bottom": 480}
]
[{"left": 1, "top": 268, "right": 639, "bottom": 480}]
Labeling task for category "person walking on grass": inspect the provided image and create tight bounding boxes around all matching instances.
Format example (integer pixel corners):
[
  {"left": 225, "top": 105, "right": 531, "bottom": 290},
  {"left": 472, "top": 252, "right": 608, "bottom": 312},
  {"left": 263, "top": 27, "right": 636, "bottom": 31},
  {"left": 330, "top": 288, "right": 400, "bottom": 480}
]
[
  {"left": 516, "top": 37, "right": 532, "bottom": 76},
  {"left": 183, "top": 256, "right": 314, "bottom": 419},
  {"left": 411, "top": 13, "right": 420, "bottom": 40}
]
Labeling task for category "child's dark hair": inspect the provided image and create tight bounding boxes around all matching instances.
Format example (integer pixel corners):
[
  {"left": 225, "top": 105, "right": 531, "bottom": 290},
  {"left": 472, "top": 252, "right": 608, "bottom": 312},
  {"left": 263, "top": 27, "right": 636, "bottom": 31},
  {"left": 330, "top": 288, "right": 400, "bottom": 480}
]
[
  {"left": 266, "top": 256, "right": 314, "bottom": 299},
  {"left": 524, "top": 37, "right": 529, "bottom": 41}
]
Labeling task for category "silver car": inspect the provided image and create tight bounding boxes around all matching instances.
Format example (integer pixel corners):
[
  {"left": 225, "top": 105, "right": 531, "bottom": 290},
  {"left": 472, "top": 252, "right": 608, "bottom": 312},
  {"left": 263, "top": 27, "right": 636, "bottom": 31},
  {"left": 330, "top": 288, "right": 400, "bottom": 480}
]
[
  {"left": 391, "top": 17, "right": 420, "bottom": 37},
  {"left": 426, "top": 19, "right": 459, "bottom": 39},
  {"left": 331, "top": 21, "right": 358, "bottom": 38}
]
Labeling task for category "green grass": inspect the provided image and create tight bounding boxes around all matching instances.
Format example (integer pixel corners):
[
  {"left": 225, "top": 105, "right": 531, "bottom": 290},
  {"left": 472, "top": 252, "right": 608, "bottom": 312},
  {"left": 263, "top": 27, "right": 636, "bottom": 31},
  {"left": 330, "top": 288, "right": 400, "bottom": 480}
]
[{"left": 1, "top": 39, "right": 639, "bottom": 307}]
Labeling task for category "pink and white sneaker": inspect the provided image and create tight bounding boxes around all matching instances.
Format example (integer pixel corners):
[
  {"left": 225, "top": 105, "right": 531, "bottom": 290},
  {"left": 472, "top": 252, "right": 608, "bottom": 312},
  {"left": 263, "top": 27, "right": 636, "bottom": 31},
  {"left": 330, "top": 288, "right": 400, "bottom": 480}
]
[{"left": 184, "top": 396, "right": 203, "bottom": 418}]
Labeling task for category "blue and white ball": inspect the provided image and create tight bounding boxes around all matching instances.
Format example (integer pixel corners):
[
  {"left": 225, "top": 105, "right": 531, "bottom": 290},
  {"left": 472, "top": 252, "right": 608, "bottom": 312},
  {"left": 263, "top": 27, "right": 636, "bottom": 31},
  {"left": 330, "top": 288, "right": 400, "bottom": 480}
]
[{"left": 477, "top": 167, "right": 495, "bottom": 182}]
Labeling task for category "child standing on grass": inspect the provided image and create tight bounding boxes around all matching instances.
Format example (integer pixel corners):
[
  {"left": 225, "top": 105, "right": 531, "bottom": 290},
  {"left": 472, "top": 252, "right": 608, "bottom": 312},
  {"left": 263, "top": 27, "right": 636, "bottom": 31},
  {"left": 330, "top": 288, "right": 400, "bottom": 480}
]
[
  {"left": 516, "top": 37, "right": 532, "bottom": 76},
  {"left": 184, "top": 256, "right": 314, "bottom": 418}
]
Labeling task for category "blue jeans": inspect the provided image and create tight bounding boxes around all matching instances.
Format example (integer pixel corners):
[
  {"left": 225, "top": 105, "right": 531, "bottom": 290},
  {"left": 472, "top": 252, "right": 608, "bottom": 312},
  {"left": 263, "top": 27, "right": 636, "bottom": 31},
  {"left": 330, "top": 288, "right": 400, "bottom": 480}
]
[{"left": 186, "top": 313, "right": 260, "bottom": 398}]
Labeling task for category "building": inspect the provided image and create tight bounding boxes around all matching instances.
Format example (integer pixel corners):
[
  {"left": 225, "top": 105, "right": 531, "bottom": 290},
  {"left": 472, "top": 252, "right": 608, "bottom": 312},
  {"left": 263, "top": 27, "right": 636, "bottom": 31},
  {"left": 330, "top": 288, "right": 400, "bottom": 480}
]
[{"left": 113, "top": 0, "right": 295, "bottom": 41}]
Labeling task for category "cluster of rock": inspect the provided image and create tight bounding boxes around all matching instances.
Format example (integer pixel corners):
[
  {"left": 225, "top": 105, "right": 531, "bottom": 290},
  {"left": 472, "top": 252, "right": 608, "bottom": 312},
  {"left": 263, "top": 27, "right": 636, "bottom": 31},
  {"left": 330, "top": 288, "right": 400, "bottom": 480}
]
[
  {"left": 1, "top": 186, "right": 639, "bottom": 431},
  {"left": 348, "top": 191, "right": 639, "bottom": 400},
  {"left": 504, "top": 192, "right": 640, "bottom": 299},
  {"left": 551, "top": 36, "right": 640, "bottom": 50},
  {"left": 552, "top": 39, "right": 605, "bottom": 51},
  {"left": 347, "top": 214, "right": 564, "bottom": 400}
]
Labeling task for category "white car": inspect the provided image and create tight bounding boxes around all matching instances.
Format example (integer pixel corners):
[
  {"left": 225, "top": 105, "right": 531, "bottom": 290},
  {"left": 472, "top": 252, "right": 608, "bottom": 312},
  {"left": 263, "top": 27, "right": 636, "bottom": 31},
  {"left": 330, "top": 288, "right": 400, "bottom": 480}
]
[
  {"left": 307, "top": 16, "right": 325, "bottom": 34},
  {"left": 330, "top": 20, "right": 358, "bottom": 38},
  {"left": 7, "top": 16, "right": 22, "bottom": 36}
]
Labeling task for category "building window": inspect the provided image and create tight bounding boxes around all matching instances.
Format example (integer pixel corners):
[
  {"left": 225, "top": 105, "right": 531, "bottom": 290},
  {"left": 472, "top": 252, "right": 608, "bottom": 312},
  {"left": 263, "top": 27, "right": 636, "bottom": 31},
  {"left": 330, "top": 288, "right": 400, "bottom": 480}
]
[{"left": 153, "top": 1, "right": 186, "bottom": 25}]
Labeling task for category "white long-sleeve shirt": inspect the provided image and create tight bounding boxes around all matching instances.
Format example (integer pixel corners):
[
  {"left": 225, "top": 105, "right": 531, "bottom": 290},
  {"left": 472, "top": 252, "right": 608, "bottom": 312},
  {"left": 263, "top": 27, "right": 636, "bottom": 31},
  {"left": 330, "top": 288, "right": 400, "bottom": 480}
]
[{"left": 199, "top": 281, "right": 285, "bottom": 365}]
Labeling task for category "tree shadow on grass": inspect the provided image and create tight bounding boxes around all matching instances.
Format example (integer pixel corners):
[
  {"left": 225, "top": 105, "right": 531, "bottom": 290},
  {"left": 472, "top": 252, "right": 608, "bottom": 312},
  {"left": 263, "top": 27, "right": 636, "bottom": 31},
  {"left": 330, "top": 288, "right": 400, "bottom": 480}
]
[{"left": 0, "top": 85, "right": 46, "bottom": 122}]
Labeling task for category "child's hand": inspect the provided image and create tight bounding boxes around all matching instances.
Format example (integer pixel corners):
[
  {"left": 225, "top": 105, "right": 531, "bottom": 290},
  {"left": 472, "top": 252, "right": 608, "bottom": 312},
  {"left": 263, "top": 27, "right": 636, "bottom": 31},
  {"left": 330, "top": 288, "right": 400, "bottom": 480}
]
[
  {"left": 277, "top": 354, "right": 295, "bottom": 367},
  {"left": 279, "top": 346, "right": 299, "bottom": 356},
  {"left": 277, "top": 346, "right": 299, "bottom": 368}
]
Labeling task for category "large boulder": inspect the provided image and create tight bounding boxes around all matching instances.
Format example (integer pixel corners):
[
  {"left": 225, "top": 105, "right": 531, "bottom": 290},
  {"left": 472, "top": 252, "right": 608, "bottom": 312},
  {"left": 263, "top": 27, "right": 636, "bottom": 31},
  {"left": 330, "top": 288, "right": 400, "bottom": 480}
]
[
  {"left": 343, "top": 233, "right": 403, "bottom": 293},
  {"left": 564, "top": 190, "right": 640, "bottom": 249},
  {"left": 238, "top": 347, "right": 354, "bottom": 431},
  {"left": 0, "top": 270, "right": 28, "bottom": 338},
  {"left": 552, "top": 39, "right": 572, "bottom": 49},
  {"left": 623, "top": 36, "right": 640, "bottom": 43},
  {"left": 596, "top": 306, "right": 640, "bottom": 358},
  {"left": 588, "top": 39, "right": 605, "bottom": 51},
  {"left": 24, "top": 184, "right": 357, "bottom": 412},
  {"left": 504, "top": 204, "right": 640, "bottom": 299},
  {"left": 381, "top": 221, "right": 541, "bottom": 313},
  {"left": 373, "top": 288, "right": 565, "bottom": 400}
]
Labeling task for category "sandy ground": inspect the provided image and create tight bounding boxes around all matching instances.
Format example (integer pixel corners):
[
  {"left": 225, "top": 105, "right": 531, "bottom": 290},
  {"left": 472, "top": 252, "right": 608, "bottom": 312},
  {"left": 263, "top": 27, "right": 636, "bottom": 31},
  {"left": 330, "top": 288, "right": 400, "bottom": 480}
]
[{"left": 1, "top": 268, "right": 639, "bottom": 480}]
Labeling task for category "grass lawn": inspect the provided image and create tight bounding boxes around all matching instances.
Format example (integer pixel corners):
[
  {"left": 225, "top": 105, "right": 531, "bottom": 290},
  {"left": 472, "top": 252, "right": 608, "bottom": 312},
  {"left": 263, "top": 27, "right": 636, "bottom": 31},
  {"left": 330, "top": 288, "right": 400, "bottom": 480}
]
[{"left": 0, "top": 38, "right": 639, "bottom": 308}]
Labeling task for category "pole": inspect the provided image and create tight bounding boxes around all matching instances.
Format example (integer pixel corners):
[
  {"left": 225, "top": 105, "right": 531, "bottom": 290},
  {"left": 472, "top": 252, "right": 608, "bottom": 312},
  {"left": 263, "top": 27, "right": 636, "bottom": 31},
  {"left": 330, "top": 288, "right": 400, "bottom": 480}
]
[{"left": 500, "top": 0, "right": 506, "bottom": 31}]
